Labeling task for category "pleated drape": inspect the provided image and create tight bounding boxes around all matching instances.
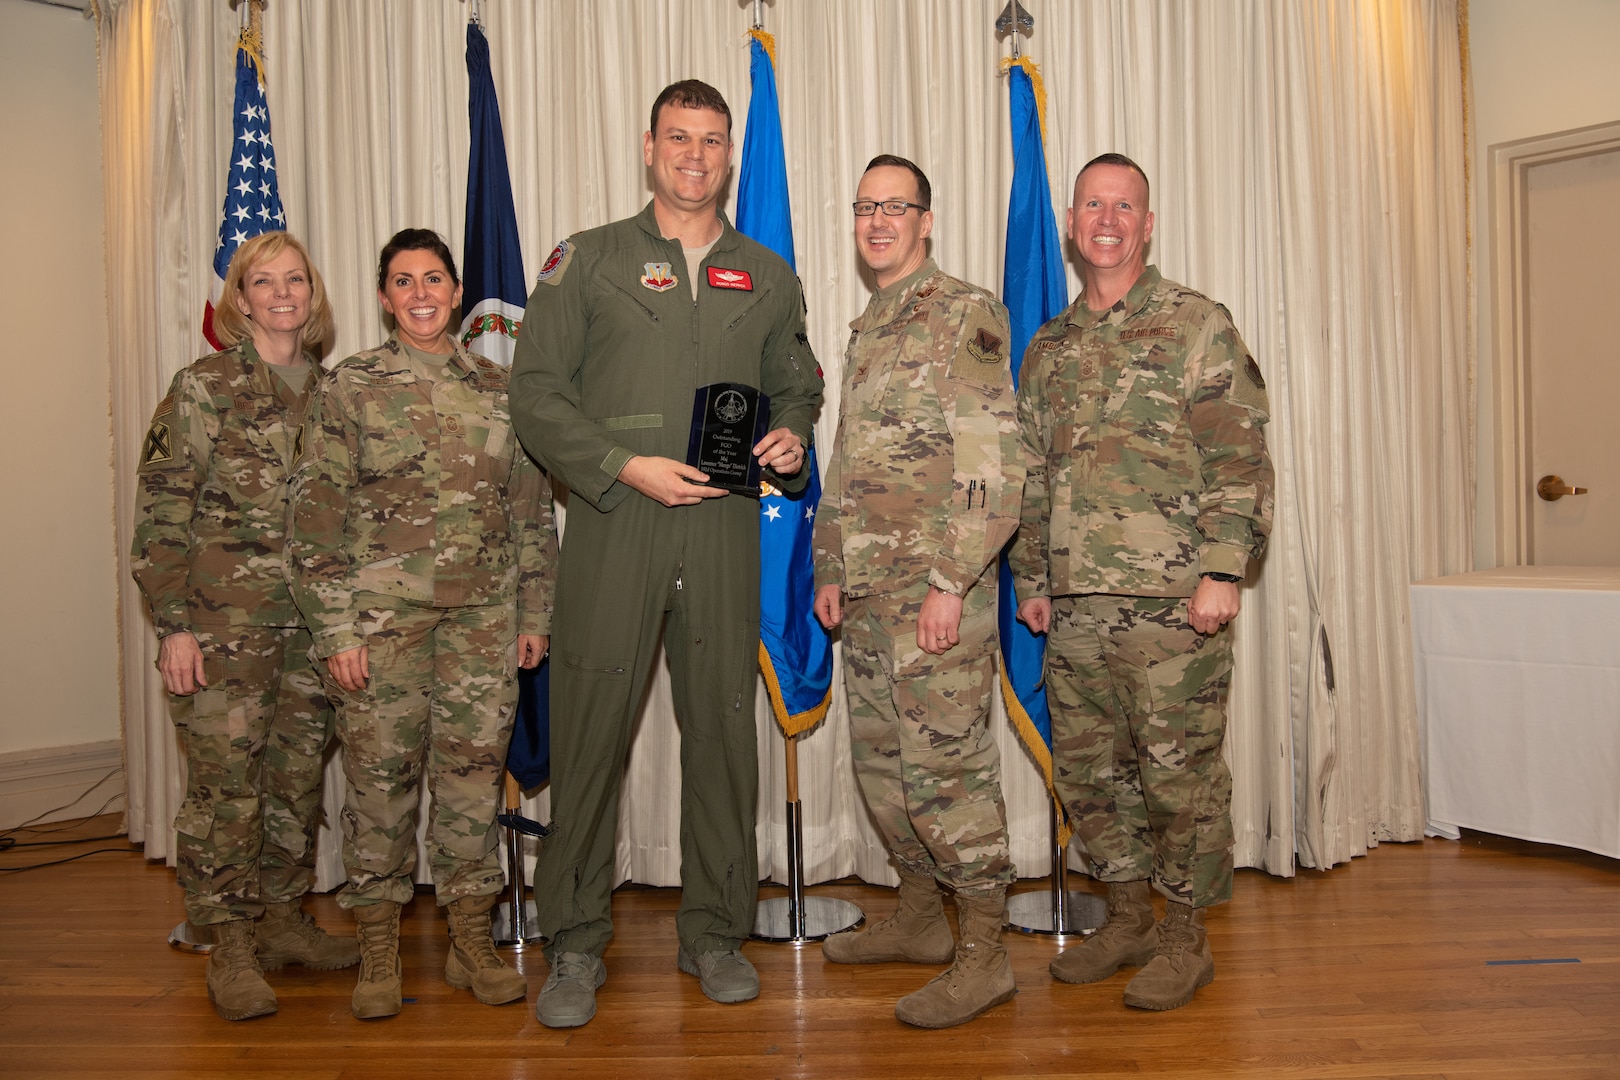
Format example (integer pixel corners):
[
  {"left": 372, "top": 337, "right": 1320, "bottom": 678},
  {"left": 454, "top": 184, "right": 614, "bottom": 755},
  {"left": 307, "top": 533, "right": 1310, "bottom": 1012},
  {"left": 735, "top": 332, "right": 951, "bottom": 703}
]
[{"left": 97, "top": 0, "right": 1471, "bottom": 891}]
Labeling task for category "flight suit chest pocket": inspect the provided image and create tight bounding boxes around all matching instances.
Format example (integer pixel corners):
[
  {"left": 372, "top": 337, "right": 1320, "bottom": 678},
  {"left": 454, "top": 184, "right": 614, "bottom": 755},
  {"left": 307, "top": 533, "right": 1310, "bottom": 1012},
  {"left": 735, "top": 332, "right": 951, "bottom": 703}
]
[{"left": 606, "top": 278, "right": 662, "bottom": 328}]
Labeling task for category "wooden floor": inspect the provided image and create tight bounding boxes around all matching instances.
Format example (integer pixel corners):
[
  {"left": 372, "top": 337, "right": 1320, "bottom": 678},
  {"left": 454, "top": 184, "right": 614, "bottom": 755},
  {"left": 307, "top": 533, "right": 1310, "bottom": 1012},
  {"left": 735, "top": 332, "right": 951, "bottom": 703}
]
[{"left": 2, "top": 816, "right": 1619, "bottom": 1079}]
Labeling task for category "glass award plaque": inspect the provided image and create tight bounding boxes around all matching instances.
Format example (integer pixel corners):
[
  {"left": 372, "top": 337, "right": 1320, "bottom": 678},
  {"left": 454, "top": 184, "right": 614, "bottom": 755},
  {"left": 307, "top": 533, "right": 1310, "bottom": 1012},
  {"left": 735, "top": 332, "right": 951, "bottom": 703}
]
[{"left": 686, "top": 381, "right": 771, "bottom": 496}]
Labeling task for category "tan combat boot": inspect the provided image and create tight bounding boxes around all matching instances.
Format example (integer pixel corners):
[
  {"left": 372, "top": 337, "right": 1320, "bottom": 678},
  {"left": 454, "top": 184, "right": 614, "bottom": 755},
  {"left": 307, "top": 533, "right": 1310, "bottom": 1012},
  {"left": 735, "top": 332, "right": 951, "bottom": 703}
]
[
  {"left": 1050, "top": 879, "right": 1158, "bottom": 984},
  {"left": 206, "top": 918, "right": 277, "bottom": 1021},
  {"left": 893, "top": 890, "right": 1017, "bottom": 1028},
  {"left": 823, "top": 864, "right": 955, "bottom": 965},
  {"left": 1123, "top": 900, "right": 1214, "bottom": 1010},
  {"left": 444, "top": 893, "right": 527, "bottom": 1005},
  {"left": 257, "top": 899, "right": 361, "bottom": 971},
  {"left": 350, "top": 901, "right": 403, "bottom": 1019}
]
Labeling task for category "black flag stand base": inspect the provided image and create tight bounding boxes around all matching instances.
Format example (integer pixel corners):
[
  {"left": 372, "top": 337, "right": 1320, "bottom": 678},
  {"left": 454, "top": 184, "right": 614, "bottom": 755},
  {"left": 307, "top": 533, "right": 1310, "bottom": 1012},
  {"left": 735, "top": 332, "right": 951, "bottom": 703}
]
[
  {"left": 751, "top": 732, "right": 864, "bottom": 944},
  {"left": 1005, "top": 800, "right": 1106, "bottom": 940},
  {"left": 493, "top": 771, "right": 546, "bottom": 949}
]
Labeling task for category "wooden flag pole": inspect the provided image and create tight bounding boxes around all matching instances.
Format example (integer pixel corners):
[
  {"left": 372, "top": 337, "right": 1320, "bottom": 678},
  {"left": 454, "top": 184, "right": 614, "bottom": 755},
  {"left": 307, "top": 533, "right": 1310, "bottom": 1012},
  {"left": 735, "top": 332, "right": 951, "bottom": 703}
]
[{"left": 751, "top": 731, "right": 864, "bottom": 944}]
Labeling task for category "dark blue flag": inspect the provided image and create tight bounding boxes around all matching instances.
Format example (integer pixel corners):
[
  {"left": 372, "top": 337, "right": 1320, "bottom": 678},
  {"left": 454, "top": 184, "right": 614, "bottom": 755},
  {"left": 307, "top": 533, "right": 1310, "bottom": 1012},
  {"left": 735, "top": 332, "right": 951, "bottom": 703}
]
[{"left": 460, "top": 18, "right": 547, "bottom": 787}]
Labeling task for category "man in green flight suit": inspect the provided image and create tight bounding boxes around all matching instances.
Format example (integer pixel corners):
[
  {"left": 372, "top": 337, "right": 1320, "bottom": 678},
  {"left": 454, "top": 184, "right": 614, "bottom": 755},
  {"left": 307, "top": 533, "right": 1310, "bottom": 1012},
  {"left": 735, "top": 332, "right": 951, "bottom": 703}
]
[{"left": 509, "top": 79, "right": 823, "bottom": 1029}]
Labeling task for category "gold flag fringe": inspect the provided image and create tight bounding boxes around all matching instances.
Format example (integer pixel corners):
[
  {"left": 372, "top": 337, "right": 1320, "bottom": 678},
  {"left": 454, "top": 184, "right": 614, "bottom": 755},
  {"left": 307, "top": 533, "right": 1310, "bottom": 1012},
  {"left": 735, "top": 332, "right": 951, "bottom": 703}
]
[
  {"left": 998, "top": 662, "right": 1072, "bottom": 848},
  {"left": 999, "top": 55, "right": 1050, "bottom": 152},
  {"left": 760, "top": 642, "right": 830, "bottom": 739},
  {"left": 747, "top": 27, "right": 778, "bottom": 69}
]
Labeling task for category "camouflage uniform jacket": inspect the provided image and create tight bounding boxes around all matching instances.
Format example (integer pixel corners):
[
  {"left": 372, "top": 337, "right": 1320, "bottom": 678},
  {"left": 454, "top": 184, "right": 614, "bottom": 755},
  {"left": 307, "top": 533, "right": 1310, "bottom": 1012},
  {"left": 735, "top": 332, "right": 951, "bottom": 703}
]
[
  {"left": 509, "top": 202, "right": 822, "bottom": 511},
  {"left": 814, "top": 259, "right": 1023, "bottom": 599},
  {"left": 132, "top": 341, "right": 310, "bottom": 636},
  {"left": 286, "top": 335, "right": 557, "bottom": 659},
  {"left": 1010, "top": 266, "right": 1274, "bottom": 601}
]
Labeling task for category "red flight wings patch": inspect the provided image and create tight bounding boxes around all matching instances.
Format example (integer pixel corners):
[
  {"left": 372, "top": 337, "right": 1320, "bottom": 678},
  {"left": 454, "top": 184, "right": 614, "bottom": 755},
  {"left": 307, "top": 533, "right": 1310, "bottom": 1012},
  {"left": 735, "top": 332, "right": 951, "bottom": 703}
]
[{"left": 706, "top": 266, "right": 753, "bottom": 291}]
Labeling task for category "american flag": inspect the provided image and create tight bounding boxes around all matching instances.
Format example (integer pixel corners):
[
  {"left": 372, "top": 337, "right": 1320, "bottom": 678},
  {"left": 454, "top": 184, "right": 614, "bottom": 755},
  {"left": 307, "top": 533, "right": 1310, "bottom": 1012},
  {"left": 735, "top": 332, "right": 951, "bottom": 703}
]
[{"left": 203, "top": 25, "right": 285, "bottom": 351}]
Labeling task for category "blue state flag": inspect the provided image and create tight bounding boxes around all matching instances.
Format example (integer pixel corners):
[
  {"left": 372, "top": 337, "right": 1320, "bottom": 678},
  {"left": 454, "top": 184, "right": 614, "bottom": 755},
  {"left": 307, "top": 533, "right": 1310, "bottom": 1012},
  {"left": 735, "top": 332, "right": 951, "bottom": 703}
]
[
  {"left": 203, "top": 24, "right": 285, "bottom": 350},
  {"left": 999, "top": 58, "right": 1070, "bottom": 833},
  {"left": 737, "top": 30, "right": 832, "bottom": 737},
  {"left": 460, "top": 17, "right": 548, "bottom": 787},
  {"left": 460, "top": 19, "right": 527, "bottom": 368}
]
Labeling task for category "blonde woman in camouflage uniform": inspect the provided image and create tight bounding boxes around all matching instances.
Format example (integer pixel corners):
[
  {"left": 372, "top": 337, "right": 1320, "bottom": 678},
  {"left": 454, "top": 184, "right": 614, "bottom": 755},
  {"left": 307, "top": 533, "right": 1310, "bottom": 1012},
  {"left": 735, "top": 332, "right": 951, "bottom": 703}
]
[
  {"left": 132, "top": 230, "right": 358, "bottom": 1022},
  {"left": 287, "top": 229, "right": 558, "bottom": 1020}
]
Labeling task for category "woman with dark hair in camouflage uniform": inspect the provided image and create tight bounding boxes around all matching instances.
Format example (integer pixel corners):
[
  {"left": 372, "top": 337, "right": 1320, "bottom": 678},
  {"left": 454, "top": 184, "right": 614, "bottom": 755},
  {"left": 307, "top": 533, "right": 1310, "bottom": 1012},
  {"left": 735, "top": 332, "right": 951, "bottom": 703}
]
[
  {"left": 132, "top": 230, "right": 360, "bottom": 1022},
  {"left": 287, "top": 228, "right": 558, "bottom": 1020}
]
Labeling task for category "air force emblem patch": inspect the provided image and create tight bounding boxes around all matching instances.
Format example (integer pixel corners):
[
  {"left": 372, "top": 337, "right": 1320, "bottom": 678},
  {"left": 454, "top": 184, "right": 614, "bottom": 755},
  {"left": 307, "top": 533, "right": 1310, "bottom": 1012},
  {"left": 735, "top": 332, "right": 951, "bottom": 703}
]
[{"left": 641, "top": 263, "right": 678, "bottom": 293}]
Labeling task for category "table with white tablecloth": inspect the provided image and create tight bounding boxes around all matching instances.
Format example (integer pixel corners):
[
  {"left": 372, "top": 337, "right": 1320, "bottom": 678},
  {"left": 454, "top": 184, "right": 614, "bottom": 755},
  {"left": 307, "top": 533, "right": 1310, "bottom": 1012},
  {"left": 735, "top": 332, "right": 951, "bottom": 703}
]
[{"left": 1411, "top": 566, "right": 1620, "bottom": 858}]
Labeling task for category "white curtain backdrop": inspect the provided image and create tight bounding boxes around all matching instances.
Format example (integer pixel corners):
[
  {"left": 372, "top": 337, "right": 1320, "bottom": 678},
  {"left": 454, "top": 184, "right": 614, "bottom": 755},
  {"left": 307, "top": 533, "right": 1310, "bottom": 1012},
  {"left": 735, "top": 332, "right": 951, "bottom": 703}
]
[{"left": 99, "top": 0, "right": 1472, "bottom": 894}]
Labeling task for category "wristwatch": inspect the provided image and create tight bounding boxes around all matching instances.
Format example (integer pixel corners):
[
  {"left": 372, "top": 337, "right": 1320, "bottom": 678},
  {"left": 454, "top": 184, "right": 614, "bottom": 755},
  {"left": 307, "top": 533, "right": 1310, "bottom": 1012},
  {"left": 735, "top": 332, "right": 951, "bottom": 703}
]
[{"left": 1201, "top": 572, "right": 1241, "bottom": 583}]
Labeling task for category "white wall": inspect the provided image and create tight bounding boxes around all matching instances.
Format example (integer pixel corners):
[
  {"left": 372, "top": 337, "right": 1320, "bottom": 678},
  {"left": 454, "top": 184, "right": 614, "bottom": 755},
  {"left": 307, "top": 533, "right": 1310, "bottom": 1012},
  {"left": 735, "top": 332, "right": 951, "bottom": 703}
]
[
  {"left": 1469, "top": 0, "right": 1620, "bottom": 566},
  {"left": 0, "top": 0, "right": 121, "bottom": 761}
]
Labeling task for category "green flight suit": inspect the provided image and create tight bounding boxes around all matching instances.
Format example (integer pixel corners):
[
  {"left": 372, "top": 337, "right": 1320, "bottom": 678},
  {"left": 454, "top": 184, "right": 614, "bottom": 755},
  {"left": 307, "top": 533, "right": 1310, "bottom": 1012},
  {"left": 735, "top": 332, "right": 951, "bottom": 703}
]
[{"left": 510, "top": 203, "right": 823, "bottom": 958}]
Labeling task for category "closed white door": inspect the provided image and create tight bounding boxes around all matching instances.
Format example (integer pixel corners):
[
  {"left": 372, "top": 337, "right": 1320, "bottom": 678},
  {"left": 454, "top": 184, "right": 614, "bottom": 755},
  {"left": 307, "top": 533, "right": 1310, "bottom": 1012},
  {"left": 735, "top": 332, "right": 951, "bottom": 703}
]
[{"left": 1524, "top": 146, "right": 1620, "bottom": 566}]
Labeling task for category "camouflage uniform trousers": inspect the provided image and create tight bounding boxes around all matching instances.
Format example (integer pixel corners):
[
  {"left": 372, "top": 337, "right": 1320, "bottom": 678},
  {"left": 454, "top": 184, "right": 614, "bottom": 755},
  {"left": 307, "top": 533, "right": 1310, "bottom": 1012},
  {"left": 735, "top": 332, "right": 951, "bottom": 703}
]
[
  {"left": 1045, "top": 594, "right": 1235, "bottom": 907},
  {"left": 321, "top": 591, "right": 518, "bottom": 908},
  {"left": 169, "top": 624, "right": 334, "bottom": 926},
  {"left": 841, "top": 580, "right": 1014, "bottom": 894}
]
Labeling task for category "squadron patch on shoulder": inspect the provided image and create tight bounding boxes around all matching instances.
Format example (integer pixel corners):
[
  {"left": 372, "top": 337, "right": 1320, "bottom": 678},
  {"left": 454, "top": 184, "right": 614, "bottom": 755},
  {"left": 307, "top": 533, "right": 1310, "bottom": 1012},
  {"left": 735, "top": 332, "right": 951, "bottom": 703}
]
[
  {"left": 140, "top": 416, "right": 174, "bottom": 468},
  {"left": 948, "top": 315, "right": 1009, "bottom": 390},
  {"left": 536, "top": 240, "right": 573, "bottom": 286},
  {"left": 641, "top": 262, "right": 678, "bottom": 293},
  {"left": 966, "top": 327, "right": 1005, "bottom": 364},
  {"left": 1230, "top": 353, "right": 1271, "bottom": 415},
  {"left": 1244, "top": 354, "right": 1266, "bottom": 390}
]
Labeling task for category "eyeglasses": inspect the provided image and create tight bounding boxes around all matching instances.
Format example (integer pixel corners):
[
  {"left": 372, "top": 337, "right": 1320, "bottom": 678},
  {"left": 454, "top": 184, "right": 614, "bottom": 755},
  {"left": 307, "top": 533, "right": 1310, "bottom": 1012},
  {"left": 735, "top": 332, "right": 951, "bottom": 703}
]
[{"left": 851, "top": 199, "right": 929, "bottom": 217}]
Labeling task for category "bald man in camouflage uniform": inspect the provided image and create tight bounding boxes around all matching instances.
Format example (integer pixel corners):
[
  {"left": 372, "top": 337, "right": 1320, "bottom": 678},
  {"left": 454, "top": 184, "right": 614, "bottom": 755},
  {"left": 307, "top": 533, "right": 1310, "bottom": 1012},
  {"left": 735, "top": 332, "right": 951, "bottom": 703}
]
[
  {"left": 1012, "top": 154, "right": 1274, "bottom": 1012},
  {"left": 814, "top": 156, "right": 1023, "bottom": 1029}
]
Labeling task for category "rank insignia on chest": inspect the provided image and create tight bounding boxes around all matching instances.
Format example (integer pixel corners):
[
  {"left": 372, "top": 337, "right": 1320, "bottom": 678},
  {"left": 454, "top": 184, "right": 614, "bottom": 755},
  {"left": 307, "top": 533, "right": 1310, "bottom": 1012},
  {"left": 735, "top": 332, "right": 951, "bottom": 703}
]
[
  {"left": 966, "top": 327, "right": 1004, "bottom": 364},
  {"left": 641, "top": 263, "right": 678, "bottom": 292},
  {"left": 706, "top": 266, "right": 753, "bottom": 291}
]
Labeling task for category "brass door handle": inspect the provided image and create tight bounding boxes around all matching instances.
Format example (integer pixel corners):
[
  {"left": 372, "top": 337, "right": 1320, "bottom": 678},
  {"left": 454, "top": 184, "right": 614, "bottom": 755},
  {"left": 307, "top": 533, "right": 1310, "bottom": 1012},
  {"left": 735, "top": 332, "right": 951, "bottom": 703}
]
[{"left": 1536, "top": 474, "right": 1589, "bottom": 501}]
